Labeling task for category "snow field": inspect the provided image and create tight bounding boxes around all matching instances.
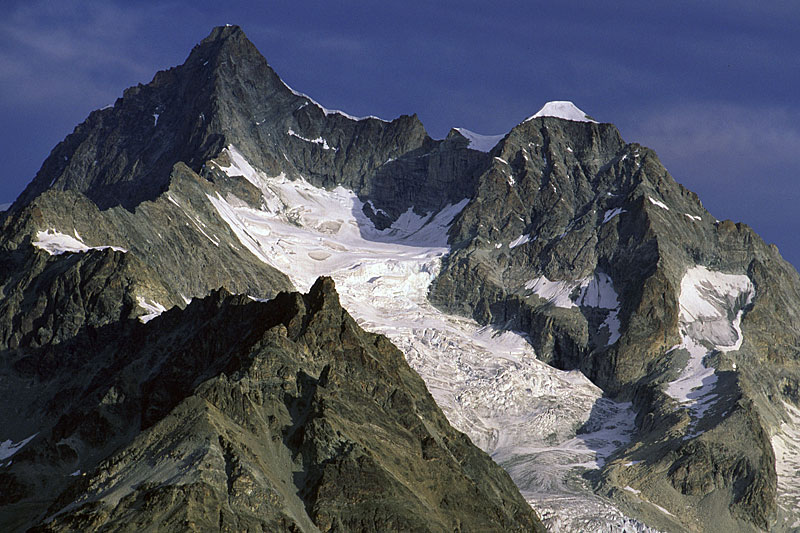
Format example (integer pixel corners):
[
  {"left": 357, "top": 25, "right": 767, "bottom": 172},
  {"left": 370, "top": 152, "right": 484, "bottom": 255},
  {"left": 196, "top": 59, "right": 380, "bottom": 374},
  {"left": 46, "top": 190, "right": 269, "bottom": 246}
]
[
  {"left": 665, "top": 266, "right": 754, "bottom": 437},
  {"left": 33, "top": 229, "right": 127, "bottom": 256},
  {"left": 454, "top": 127, "right": 505, "bottom": 152},
  {"left": 524, "top": 272, "right": 621, "bottom": 345},
  {"left": 209, "top": 147, "right": 651, "bottom": 531},
  {"left": 771, "top": 402, "right": 800, "bottom": 527},
  {"left": 527, "top": 101, "right": 597, "bottom": 123}
]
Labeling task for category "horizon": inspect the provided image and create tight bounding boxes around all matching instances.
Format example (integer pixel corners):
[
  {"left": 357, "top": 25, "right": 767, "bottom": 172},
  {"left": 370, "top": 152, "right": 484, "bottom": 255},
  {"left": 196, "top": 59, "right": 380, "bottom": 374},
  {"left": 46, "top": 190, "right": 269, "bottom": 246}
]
[{"left": 2, "top": 1, "right": 799, "bottom": 267}]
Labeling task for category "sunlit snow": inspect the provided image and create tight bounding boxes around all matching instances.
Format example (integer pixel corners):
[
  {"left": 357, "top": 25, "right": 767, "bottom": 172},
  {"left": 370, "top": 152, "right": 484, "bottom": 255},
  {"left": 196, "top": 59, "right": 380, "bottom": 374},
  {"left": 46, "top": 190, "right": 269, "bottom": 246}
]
[
  {"left": 524, "top": 273, "right": 622, "bottom": 345},
  {"left": 509, "top": 234, "right": 532, "bottom": 248},
  {"left": 136, "top": 297, "right": 167, "bottom": 323},
  {"left": 527, "top": 101, "right": 597, "bottom": 123},
  {"left": 772, "top": 401, "right": 800, "bottom": 526},
  {"left": 33, "top": 230, "right": 127, "bottom": 256},
  {"left": 279, "top": 80, "right": 387, "bottom": 122},
  {"left": 207, "top": 149, "right": 647, "bottom": 530},
  {"left": 665, "top": 266, "right": 753, "bottom": 436},
  {"left": 454, "top": 127, "right": 504, "bottom": 152},
  {"left": 647, "top": 196, "right": 670, "bottom": 210},
  {"left": 287, "top": 129, "right": 337, "bottom": 151}
]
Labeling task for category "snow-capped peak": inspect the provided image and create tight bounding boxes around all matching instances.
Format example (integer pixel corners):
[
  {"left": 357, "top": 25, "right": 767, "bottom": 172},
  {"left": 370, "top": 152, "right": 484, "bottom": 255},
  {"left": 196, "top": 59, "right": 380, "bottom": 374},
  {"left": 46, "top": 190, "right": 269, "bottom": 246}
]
[
  {"left": 526, "top": 101, "right": 597, "bottom": 123},
  {"left": 453, "top": 128, "right": 505, "bottom": 152}
]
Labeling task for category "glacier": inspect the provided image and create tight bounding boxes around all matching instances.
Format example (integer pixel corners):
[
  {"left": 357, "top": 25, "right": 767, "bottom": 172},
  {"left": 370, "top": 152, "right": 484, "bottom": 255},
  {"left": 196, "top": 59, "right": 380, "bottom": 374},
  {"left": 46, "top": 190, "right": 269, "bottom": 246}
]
[{"left": 206, "top": 147, "right": 659, "bottom": 531}]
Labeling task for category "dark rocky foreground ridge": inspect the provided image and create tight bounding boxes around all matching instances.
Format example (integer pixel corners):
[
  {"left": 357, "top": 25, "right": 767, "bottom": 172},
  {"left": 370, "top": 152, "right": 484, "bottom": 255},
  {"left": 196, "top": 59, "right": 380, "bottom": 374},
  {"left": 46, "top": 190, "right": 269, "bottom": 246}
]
[
  {"left": 0, "top": 278, "right": 543, "bottom": 532},
  {"left": 2, "top": 24, "right": 800, "bottom": 532}
]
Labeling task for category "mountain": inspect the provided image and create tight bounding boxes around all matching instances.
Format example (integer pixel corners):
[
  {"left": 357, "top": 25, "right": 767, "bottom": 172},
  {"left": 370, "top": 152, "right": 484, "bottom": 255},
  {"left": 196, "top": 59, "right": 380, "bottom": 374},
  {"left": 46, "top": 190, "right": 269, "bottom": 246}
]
[
  {"left": 2, "top": 24, "right": 800, "bottom": 532},
  {"left": 3, "top": 278, "right": 540, "bottom": 532}
]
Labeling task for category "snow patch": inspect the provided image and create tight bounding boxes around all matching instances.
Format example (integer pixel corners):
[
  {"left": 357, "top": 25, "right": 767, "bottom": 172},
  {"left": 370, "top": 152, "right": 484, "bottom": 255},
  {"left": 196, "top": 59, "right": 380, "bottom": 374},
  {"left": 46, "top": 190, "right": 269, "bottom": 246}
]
[
  {"left": 772, "top": 401, "right": 800, "bottom": 523},
  {"left": 525, "top": 273, "right": 621, "bottom": 345},
  {"left": 603, "top": 207, "right": 626, "bottom": 223},
  {"left": 454, "top": 127, "right": 504, "bottom": 152},
  {"left": 279, "top": 79, "right": 387, "bottom": 122},
  {"left": 365, "top": 200, "right": 389, "bottom": 218},
  {"left": 0, "top": 433, "right": 37, "bottom": 460},
  {"left": 525, "top": 272, "right": 618, "bottom": 310},
  {"left": 509, "top": 234, "right": 532, "bottom": 248},
  {"left": 33, "top": 230, "right": 126, "bottom": 255},
  {"left": 287, "top": 129, "right": 337, "bottom": 151},
  {"left": 685, "top": 213, "right": 702, "bottom": 221},
  {"left": 525, "top": 277, "right": 578, "bottom": 308},
  {"left": 665, "top": 266, "right": 754, "bottom": 435},
  {"left": 648, "top": 196, "right": 670, "bottom": 210},
  {"left": 137, "top": 297, "right": 167, "bottom": 324},
  {"left": 526, "top": 101, "right": 597, "bottom": 123},
  {"left": 217, "top": 145, "right": 264, "bottom": 189},
  {"left": 152, "top": 113, "right": 159, "bottom": 126}
]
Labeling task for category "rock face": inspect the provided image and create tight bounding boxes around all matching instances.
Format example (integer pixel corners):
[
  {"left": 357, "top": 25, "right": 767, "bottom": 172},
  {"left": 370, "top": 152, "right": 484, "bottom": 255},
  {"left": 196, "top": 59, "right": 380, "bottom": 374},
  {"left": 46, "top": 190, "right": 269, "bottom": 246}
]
[
  {"left": 429, "top": 114, "right": 800, "bottom": 531},
  {"left": 11, "top": 26, "right": 428, "bottom": 213},
  {"left": 3, "top": 23, "right": 800, "bottom": 533},
  {"left": 0, "top": 162, "right": 293, "bottom": 347},
  {"left": 1, "top": 279, "right": 543, "bottom": 532}
]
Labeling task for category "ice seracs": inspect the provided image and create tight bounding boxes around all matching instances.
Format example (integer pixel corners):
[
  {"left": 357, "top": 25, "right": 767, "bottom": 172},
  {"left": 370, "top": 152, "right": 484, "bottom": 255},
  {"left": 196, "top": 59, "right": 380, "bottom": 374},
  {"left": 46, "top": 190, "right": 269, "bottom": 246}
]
[
  {"left": 207, "top": 148, "right": 641, "bottom": 530},
  {"left": 526, "top": 101, "right": 597, "bottom": 123}
]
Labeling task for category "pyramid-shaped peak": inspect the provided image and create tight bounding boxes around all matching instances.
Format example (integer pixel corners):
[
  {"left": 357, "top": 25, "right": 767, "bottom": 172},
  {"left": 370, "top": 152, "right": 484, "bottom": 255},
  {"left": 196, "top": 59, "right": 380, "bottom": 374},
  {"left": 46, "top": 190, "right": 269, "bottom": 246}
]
[
  {"left": 188, "top": 24, "right": 262, "bottom": 65},
  {"left": 527, "top": 101, "right": 597, "bottom": 123},
  {"left": 202, "top": 24, "right": 246, "bottom": 43}
]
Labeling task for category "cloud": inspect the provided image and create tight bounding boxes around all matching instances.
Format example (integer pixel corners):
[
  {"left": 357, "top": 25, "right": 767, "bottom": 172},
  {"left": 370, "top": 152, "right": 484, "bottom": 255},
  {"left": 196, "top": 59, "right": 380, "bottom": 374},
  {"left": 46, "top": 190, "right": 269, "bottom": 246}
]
[
  {"left": 622, "top": 100, "right": 800, "bottom": 266},
  {"left": 0, "top": 1, "right": 161, "bottom": 105},
  {"left": 628, "top": 102, "right": 800, "bottom": 184}
]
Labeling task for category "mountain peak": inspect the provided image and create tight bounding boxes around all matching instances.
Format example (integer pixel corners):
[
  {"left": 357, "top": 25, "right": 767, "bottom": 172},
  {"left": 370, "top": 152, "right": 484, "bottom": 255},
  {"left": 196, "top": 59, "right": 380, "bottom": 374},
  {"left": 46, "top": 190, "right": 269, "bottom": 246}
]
[
  {"left": 526, "top": 101, "right": 597, "bottom": 123},
  {"left": 202, "top": 24, "right": 244, "bottom": 42},
  {"left": 189, "top": 24, "right": 261, "bottom": 66}
]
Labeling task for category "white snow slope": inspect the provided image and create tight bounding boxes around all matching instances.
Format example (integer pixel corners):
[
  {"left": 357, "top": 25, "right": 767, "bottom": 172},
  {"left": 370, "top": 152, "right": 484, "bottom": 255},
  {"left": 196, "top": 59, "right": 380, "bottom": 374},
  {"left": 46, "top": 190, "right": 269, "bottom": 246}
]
[
  {"left": 207, "top": 145, "right": 657, "bottom": 531},
  {"left": 665, "top": 266, "right": 753, "bottom": 438},
  {"left": 772, "top": 401, "right": 800, "bottom": 528},
  {"left": 527, "top": 101, "right": 597, "bottom": 123},
  {"left": 454, "top": 127, "right": 505, "bottom": 152},
  {"left": 525, "top": 272, "right": 622, "bottom": 346},
  {"left": 33, "top": 229, "right": 127, "bottom": 256}
]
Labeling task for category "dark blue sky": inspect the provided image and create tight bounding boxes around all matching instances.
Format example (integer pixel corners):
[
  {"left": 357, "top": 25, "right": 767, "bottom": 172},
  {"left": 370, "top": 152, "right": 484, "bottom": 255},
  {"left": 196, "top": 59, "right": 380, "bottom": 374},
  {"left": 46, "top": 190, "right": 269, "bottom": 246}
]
[{"left": 3, "top": 1, "right": 799, "bottom": 266}]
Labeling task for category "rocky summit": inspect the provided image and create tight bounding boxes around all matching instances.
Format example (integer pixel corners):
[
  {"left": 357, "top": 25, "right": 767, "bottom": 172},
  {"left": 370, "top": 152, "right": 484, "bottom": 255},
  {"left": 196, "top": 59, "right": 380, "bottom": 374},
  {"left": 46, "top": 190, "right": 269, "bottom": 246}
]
[{"left": 1, "top": 25, "right": 800, "bottom": 532}]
